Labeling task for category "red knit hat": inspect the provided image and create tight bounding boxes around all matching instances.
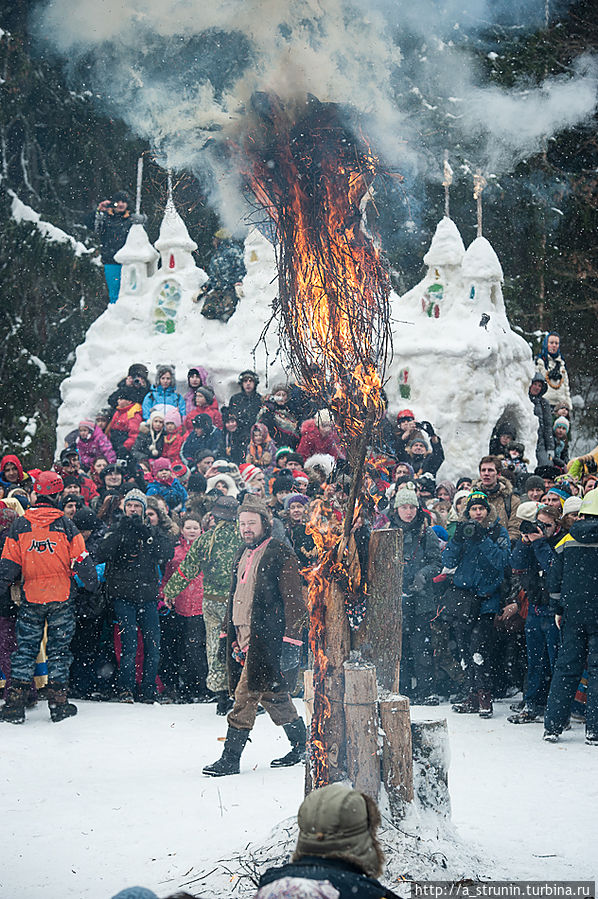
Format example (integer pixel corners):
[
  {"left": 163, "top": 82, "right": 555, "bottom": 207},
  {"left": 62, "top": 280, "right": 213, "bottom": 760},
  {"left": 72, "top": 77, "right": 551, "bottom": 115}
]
[
  {"left": 239, "top": 463, "right": 260, "bottom": 484},
  {"left": 396, "top": 409, "right": 415, "bottom": 422}
]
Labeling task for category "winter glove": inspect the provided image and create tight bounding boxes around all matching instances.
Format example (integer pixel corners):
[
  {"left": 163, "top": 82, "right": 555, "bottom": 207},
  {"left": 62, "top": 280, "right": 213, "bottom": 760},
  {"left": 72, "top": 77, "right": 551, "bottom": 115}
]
[
  {"left": 419, "top": 420, "right": 436, "bottom": 437},
  {"left": 412, "top": 571, "right": 427, "bottom": 592},
  {"left": 469, "top": 521, "right": 486, "bottom": 543},
  {"left": 452, "top": 522, "right": 465, "bottom": 544},
  {"left": 217, "top": 632, "right": 227, "bottom": 665},
  {"left": 231, "top": 640, "right": 246, "bottom": 666},
  {"left": 568, "top": 458, "right": 583, "bottom": 480},
  {"left": 280, "top": 640, "right": 302, "bottom": 672}
]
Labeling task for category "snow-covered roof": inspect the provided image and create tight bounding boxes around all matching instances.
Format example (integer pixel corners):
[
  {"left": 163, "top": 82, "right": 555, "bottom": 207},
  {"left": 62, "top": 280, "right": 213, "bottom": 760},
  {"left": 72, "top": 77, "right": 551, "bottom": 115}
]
[
  {"left": 114, "top": 224, "right": 159, "bottom": 264},
  {"left": 154, "top": 198, "right": 198, "bottom": 252},
  {"left": 423, "top": 216, "right": 466, "bottom": 268},
  {"left": 462, "top": 236, "right": 504, "bottom": 282}
]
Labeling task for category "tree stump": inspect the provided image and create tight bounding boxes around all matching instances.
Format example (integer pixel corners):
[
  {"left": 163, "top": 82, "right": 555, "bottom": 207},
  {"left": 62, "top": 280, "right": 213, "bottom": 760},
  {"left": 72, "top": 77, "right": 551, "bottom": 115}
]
[
  {"left": 379, "top": 696, "right": 414, "bottom": 821},
  {"left": 344, "top": 662, "right": 379, "bottom": 799},
  {"left": 362, "top": 529, "right": 404, "bottom": 691},
  {"left": 411, "top": 719, "right": 451, "bottom": 817}
]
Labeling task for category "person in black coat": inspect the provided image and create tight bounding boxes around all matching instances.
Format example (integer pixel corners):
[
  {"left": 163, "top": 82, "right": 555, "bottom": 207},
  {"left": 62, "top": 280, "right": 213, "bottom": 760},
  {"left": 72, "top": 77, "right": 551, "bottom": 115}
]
[
  {"left": 107, "top": 364, "right": 150, "bottom": 411},
  {"left": 93, "top": 191, "right": 134, "bottom": 304},
  {"left": 95, "top": 489, "right": 174, "bottom": 703},
  {"left": 256, "top": 783, "right": 400, "bottom": 899},
  {"left": 529, "top": 372, "right": 555, "bottom": 466},
  {"left": 543, "top": 489, "right": 598, "bottom": 744},
  {"left": 228, "top": 370, "right": 263, "bottom": 444},
  {"left": 181, "top": 414, "right": 225, "bottom": 467}
]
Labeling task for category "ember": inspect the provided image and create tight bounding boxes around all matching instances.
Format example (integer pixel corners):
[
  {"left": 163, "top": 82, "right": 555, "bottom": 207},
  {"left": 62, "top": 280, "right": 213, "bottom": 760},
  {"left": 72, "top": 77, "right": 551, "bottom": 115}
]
[{"left": 241, "top": 93, "right": 393, "bottom": 790}]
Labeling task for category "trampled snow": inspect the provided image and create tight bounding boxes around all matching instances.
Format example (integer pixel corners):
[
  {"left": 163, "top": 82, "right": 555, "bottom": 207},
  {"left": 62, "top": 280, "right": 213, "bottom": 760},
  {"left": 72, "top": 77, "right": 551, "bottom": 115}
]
[{"left": 1, "top": 698, "right": 596, "bottom": 898}]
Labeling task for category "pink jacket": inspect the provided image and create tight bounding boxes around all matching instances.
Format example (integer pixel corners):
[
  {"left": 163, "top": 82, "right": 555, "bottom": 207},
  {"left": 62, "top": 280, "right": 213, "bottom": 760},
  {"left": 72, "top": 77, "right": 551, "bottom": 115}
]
[
  {"left": 76, "top": 425, "right": 116, "bottom": 470},
  {"left": 297, "top": 419, "right": 345, "bottom": 462},
  {"left": 160, "top": 536, "right": 204, "bottom": 616}
]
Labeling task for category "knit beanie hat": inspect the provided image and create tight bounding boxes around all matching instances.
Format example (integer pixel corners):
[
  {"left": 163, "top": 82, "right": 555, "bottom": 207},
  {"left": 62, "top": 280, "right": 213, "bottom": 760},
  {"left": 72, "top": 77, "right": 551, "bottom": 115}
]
[
  {"left": 239, "top": 463, "right": 261, "bottom": 484},
  {"left": 72, "top": 507, "right": 101, "bottom": 531},
  {"left": 151, "top": 457, "right": 172, "bottom": 476},
  {"left": 292, "top": 783, "right": 383, "bottom": 879},
  {"left": 408, "top": 433, "right": 430, "bottom": 452},
  {"left": 192, "top": 413, "right": 213, "bottom": 432},
  {"left": 163, "top": 408, "right": 182, "bottom": 428},
  {"left": 196, "top": 386, "right": 215, "bottom": 404},
  {"left": 465, "top": 491, "right": 491, "bottom": 514},
  {"left": 452, "top": 488, "right": 471, "bottom": 512},
  {"left": 393, "top": 483, "right": 419, "bottom": 509},
  {"left": 275, "top": 446, "right": 293, "bottom": 461},
  {"left": 0, "top": 503, "right": 18, "bottom": 530},
  {"left": 562, "top": 495, "right": 583, "bottom": 516},
  {"left": 525, "top": 475, "right": 545, "bottom": 492},
  {"left": 123, "top": 489, "right": 147, "bottom": 513},
  {"left": 188, "top": 472, "right": 207, "bottom": 494},
  {"left": 78, "top": 419, "right": 96, "bottom": 432},
  {"left": 284, "top": 492, "right": 311, "bottom": 511},
  {"left": 553, "top": 416, "right": 570, "bottom": 434},
  {"left": 516, "top": 500, "right": 540, "bottom": 522},
  {"left": 111, "top": 889, "right": 158, "bottom": 899}
]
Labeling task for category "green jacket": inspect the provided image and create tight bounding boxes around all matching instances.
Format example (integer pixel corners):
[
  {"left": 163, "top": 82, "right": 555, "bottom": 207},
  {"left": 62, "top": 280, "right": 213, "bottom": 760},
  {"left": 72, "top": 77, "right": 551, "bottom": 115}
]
[{"left": 163, "top": 519, "right": 242, "bottom": 599}]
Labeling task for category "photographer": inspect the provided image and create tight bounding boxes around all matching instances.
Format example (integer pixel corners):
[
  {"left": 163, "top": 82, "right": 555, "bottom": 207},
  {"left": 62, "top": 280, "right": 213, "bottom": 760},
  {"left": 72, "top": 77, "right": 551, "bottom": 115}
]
[
  {"left": 107, "top": 364, "right": 150, "bottom": 411},
  {"left": 442, "top": 491, "right": 511, "bottom": 718},
  {"left": 506, "top": 505, "right": 561, "bottom": 724},
  {"left": 93, "top": 192, "right": 133, "bottom": 304}
]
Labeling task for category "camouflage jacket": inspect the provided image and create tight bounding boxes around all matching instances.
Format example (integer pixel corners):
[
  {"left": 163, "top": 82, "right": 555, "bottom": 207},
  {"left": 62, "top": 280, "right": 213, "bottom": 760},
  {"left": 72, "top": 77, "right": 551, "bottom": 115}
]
[
  {"left": 163, "top": 519, "right": 243, "bottom": 598},
  {"left": 204, "top": 241, "right": 246, "bottom": 291}
]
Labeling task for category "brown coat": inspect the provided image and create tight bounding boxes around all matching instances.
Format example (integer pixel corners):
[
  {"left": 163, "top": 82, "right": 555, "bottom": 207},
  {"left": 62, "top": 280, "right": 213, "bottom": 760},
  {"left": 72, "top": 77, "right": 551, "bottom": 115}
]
[
  {"left": 472, "top": 476, "right": 521, "bottom": 542},
  {"left": 226, "top": 538, "right": 306, "bottom": 693}
]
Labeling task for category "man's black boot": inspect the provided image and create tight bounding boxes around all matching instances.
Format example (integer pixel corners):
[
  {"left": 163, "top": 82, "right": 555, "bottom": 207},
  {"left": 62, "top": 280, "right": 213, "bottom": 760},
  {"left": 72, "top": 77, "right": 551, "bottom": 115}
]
[
  {"left": 0, "top": 679, "right": 30, "bottom": 724},
  {"left": 47, "top": 682, "right": 78, "bottom": 723},
  {"left": 271, "top": 717, "right": 307, "bottom": 768},
  {"left": 203, "top": 726, "right": 250, "bottom": 776}
]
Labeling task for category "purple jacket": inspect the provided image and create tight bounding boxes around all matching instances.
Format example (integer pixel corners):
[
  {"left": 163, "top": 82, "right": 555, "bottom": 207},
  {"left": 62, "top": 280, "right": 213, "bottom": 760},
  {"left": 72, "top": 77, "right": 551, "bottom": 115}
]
[{"left": 76, "top": 425, "right": 116, "bottom": 470}]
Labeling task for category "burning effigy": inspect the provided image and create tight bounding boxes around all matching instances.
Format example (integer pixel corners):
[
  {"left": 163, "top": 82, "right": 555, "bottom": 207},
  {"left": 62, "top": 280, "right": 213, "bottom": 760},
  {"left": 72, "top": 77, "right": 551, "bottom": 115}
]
[{"left": 236, "top": 92, "right": 428, "bottom": 804}]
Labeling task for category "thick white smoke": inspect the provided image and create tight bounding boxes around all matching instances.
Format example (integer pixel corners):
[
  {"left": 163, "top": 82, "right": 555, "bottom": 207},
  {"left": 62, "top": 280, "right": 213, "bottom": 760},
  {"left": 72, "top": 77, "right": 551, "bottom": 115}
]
[{"left": 32, "top": 0, "right": 598, "bottom": 229}]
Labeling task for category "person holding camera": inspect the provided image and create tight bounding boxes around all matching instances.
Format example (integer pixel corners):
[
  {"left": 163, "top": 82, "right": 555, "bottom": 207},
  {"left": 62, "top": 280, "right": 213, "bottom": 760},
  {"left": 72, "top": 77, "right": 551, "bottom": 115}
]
[
  {"left": 442, "top": 491, "right": 511, "bottom": 718},
  {"left": 107, "top": 364, "right": 150, "bottom": 411},
  {"left": 505, "top": 505, "right": 562, "bottom": 724},
  {"left": 93, "top": 191, "right": 133, "bottom": 304}
]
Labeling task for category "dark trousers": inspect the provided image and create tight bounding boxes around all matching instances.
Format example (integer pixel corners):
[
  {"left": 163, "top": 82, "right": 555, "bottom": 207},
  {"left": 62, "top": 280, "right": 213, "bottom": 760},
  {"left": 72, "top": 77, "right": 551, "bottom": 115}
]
[
  {"left": 114, "top": 599, "right": 160, "bottom": 699},
  {"left": 524, "top": 608, "right": 559, "bottom": 711},
  {"left": 454, "top": 613, "right": 496, "bottom": 694},
  {"left": 11, "top": 598, "right": 76, "bottom": 683},
  {"left": 179, "top": 615, "right": 208, "bottom": 697},
  {"left": 544, "top": 621, "right": 598, "bottom": 736},
  {"left": 400, "top": 612, "right": 436, "bottom": 699},
  {"left": 70, "top": 615, "right": 104, "bottom": 697},
  {"left": 158, "top": 612, "right": 180, "bottom": 695}
]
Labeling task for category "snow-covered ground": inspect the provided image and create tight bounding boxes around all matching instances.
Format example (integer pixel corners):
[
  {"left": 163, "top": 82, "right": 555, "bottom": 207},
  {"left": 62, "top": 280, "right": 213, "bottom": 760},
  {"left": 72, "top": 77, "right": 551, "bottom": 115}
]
[{"left": 2, "top": 696, "right": 596, "bottom": 898}]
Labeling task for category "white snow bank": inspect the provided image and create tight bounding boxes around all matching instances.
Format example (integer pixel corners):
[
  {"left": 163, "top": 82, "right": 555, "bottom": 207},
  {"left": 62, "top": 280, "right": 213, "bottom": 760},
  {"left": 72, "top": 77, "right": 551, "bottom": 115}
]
[{"left": 9, "top": 190, "right": 94, "bottom": 258}]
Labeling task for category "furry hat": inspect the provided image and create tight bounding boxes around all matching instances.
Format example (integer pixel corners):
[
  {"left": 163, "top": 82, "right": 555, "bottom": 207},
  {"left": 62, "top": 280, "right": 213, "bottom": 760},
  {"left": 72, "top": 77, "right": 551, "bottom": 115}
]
[
  {"left": 315, "top": 409, "right": 333, "bottom": 428},
  {"left": 155, "top": 364, "right": 175, "bottom": 384},
  {"left": 211, "top": 495, "right": 239, "bottom": 521},
  {"left": 292, "top": 783, "right": 384, "bottom": 879},
  {"left": 206, "top": 473, "right": 238, "bottom": 498},
  {"left": 128, "top": 363, "right": 149, "bottom": 381},
  {"left": 304, "top": 454, "right": 336, "bottom": 478}
]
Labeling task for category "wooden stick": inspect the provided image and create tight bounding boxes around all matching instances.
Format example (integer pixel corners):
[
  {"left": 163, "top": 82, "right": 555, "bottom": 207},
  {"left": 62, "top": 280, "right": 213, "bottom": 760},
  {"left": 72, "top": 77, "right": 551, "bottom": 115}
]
[
  {"left": 323, "top": 579, "right": 351, "bottom": 784},
  {"left": 363, "top": 528, "right": 404, "bottom": 692},
  {"left": 344, "top": 662, "right": 379, "bottom": 799},
  {"left": 380, "top": 696, "right": 414, "bottom": 821}
]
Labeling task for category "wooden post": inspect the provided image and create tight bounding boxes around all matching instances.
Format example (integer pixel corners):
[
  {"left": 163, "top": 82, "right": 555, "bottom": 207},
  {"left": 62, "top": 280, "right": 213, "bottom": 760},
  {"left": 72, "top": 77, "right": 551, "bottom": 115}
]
[
  {"left": 323, "top": 579, "right": 351, "bottom": 784},
  {"left": 362, "top": 528, "right": 403, "bottom": 692},
  {"left": 411, "top": 719, "right": 451, "bottom": 817},
  {"left": 344, "top": 662, "right": 379, "bottom": 799},
  {"left": 379, "top": 696, "right": 414, "bottom": 822}
]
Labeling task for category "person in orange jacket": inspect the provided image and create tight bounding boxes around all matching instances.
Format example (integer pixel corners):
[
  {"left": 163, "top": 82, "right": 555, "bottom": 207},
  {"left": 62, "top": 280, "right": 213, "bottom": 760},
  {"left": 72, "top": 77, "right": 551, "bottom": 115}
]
[{"left": 0, "top": 471, "right": 98, "bottom": 724}]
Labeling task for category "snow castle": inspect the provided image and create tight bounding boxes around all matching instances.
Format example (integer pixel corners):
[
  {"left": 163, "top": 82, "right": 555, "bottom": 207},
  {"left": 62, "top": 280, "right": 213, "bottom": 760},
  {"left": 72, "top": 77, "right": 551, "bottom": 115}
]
[{"left": 57, "top": 206, "right": 536, "bottom": 478}]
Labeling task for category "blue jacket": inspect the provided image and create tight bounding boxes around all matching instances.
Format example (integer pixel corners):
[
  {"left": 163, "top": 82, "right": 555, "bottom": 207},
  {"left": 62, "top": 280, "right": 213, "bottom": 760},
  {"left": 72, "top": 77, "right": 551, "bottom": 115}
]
[
  {"left": 146, "top": 478, "right": 187, "bottom": 512},
  {"left": 443, "top": 516, "right": 511, "bottom": 614},
  {"left": 181, "top": 426, "right": 225, "bottom": 466},
  {"left": 142, "top": 385, "right": 186, "bottom": 420},
  {"left": 511, "top": 533, "right": 559, "bottom": 611}
]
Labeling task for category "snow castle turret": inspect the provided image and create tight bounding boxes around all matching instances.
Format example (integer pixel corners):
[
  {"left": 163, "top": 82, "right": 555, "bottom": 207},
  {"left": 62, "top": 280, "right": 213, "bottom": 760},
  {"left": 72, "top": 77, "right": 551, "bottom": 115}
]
[
  {"left": 386, "top": 219, "right": 537, "bottom": 479},
  {"left": 114, "top": 224, "right": 159, "bottom": 297}
]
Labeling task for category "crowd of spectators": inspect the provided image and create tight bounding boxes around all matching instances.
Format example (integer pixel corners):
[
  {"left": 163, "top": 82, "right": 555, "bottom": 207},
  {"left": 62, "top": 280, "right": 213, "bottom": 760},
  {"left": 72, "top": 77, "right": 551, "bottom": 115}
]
[{"left": 1, "top": 338, "right": 597, "bottom": 746}]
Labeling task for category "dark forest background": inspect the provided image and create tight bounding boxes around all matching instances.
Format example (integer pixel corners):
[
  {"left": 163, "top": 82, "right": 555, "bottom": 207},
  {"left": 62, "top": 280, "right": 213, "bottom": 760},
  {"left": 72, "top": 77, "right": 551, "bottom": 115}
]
[{"left": 0, "top": 0, "right": 596, "bottom": 466}]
